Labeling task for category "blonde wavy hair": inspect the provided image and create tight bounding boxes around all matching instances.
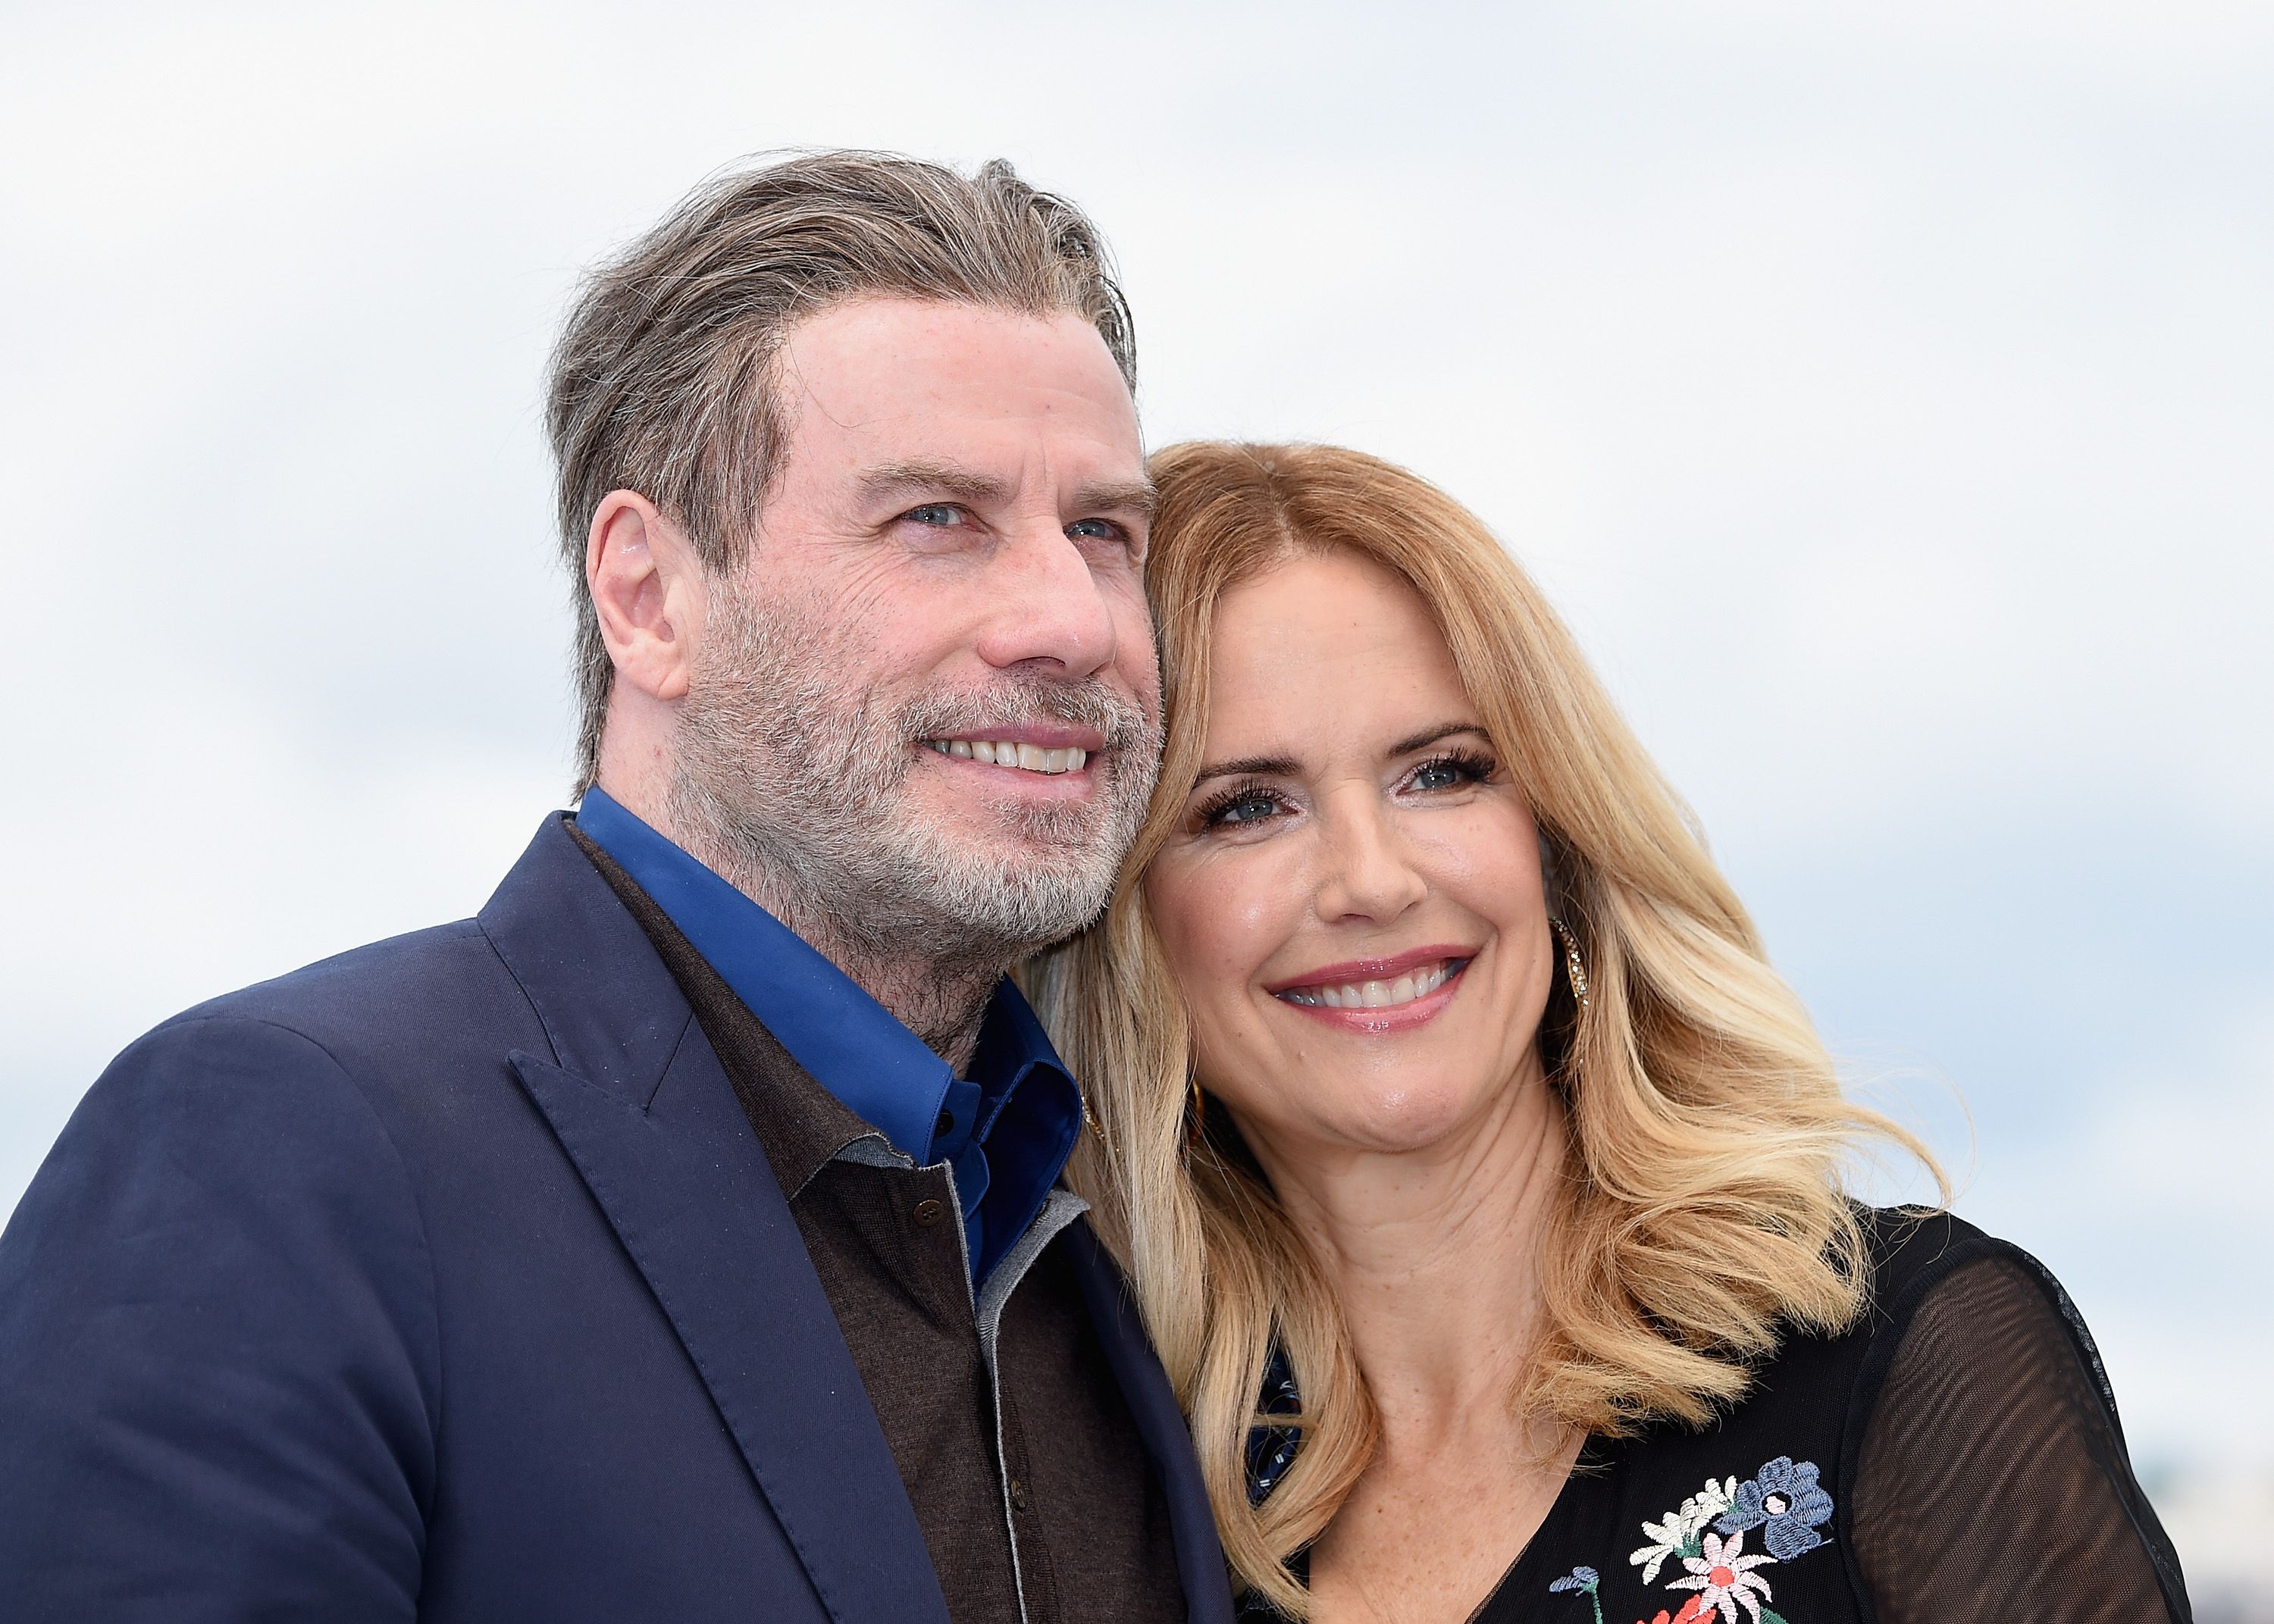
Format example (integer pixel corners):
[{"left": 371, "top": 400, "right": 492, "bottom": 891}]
[{"left": 1022, "top": 441, "right": 1941, "bottom": 1616}]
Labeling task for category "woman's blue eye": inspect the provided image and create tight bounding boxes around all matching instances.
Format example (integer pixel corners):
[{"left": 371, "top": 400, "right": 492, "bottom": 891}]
[
  {"left": 1210, "top": 792, "right": 1282, "bottom": 827},
  {"left": 1411, "top": 753, "right": 1493, "bottom": 792}
]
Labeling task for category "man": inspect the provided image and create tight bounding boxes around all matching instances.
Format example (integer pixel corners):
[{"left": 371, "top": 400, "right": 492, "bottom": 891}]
[{"left": 0, "top": 153, "right": 1230, "bottom": 1623}]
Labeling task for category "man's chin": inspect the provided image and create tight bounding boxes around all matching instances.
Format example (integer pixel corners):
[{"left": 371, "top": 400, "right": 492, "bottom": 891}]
[
  {"left": 909, "top": 780, "right": 1120, "bottom": 848},
  {"left": 880, "top": 828, "right": 1116, "bottom": 946}
]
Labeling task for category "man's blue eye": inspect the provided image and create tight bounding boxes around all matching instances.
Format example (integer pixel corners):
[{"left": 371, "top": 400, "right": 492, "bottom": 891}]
[
  {"left": 907, "top": 504, "right": 961, "bottom": 527},
  {"left": 1067, "top": 518, "right": 1123, "bottom": 542}
]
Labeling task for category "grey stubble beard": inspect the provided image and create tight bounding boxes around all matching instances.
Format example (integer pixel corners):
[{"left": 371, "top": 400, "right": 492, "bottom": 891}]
[{"left": 663, "top": 583, "right": 1160, "bottom": 1054}]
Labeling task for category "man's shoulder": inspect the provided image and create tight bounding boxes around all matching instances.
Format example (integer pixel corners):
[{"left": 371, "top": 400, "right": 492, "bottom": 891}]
[
  {"left": 159, "top": 915, "right": 527, "bottom": 1062},
  {"left": 89, "top": 909, "right": 564, "bottom": 1163}
]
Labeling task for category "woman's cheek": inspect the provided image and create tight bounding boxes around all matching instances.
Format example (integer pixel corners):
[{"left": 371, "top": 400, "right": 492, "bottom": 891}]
[{"left": 1172, "top": 844, "right": 1296, "bottom": 1094}]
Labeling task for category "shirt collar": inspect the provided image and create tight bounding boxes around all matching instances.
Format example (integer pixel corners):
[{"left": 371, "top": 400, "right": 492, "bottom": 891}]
[{"left": 573, "top": 788, "right": 1082, "bottom": 1278}]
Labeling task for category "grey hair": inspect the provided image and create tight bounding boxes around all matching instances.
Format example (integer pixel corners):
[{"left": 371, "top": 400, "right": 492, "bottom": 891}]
[{"left": 544, "top": 149, "right": 1139, "bottom": 792}]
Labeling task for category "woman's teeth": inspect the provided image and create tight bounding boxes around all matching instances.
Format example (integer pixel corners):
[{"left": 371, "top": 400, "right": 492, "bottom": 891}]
[
  {"left": 923, "top": 739, "right": 1088, "bottom": 775},
  {"left": 1279, "top": 961, "right": 1458, "bottom": 1010}
]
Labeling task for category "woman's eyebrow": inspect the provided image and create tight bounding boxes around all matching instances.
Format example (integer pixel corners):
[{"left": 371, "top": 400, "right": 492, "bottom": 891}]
[
  {"left": 1384, "top": 721, "right": 1490, "bottom": 759},
  {"left": 1189, "top": 753, "right": 1301, "bottom": 786}
]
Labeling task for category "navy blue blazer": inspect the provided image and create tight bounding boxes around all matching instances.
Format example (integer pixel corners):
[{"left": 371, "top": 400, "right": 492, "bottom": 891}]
[{"left": 0, "top": 817, "right": 1234, "bottom": 1624}]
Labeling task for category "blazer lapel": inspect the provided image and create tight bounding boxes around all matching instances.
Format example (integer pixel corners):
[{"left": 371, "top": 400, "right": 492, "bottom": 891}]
[
  {"left": 483, "top": 818, "right": 951, "bottom": 1624},
  {"left": 1067, "top": 1222, "right": 1237, "bottom": 1624}
]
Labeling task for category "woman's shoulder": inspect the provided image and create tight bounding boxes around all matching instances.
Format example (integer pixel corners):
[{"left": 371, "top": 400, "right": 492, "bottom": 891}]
[
  {"left": 1633, "top": 1205, "right": 2122, "bottom": 1487},
  {"left": 1855, "top": 1202, "right": 2053, "bottom": 1314},
  {"left": 1843, "top": 1204, "right": 2121, "bottom": 1416},
  {"left": 1536, "top": 1207, "right": 2189, "bottom": 1624}
]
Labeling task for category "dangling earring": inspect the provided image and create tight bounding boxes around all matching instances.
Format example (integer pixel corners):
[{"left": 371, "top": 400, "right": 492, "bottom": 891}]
[{"left": 1549, "top": 917, "right": 1590, "bottom": 1012}]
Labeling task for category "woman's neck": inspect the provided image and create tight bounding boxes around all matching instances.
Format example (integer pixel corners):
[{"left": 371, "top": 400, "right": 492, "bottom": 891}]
[{"left": 1249, "top": 1061, "right": 1568, "bottom": 1443}]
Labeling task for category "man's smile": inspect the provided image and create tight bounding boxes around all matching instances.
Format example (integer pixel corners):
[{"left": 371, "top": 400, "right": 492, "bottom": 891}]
[
  {"left": 922, "top": 738, "right": 1090, "bottom": 775},
  {"left": 919, "top": 720, "right": 1110, "bottom": 781}
]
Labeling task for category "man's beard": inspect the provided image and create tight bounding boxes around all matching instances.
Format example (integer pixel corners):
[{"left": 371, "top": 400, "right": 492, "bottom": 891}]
[{"left": 665, "top": 587, "right": 1160, "bottom": 973}]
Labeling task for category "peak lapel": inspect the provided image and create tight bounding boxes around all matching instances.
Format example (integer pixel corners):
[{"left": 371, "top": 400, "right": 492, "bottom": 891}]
[{"left": 484, "top": 818, "right": 950, "bottom": 1624}]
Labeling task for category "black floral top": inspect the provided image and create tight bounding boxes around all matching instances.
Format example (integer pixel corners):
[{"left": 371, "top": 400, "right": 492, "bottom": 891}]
[{"left": 1239, "top": 1209, "right": 2192, "bottom": 1623}]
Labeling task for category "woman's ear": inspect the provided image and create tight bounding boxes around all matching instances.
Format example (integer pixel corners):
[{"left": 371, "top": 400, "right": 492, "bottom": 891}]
[{"left": 587, "top": 490, "right": 706, "bottom": 702}]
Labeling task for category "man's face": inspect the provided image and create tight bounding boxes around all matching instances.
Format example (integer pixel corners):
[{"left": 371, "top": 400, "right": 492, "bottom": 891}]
[{"left": 669, "top": 296, "right": 1161, "bottom": 962}]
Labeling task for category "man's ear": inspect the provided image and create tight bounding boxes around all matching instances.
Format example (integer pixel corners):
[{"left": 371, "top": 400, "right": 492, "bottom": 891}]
[{"left": 587, "top": 491, "right": 705, "bottom": 703}]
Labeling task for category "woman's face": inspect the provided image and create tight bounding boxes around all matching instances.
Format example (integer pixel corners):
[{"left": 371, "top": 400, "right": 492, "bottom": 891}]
[{"left": 1144, "top": 549, "right": 1558, "bottom": 1163}]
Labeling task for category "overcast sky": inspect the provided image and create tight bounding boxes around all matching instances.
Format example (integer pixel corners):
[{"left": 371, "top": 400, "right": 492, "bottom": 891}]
[{"left": 4, "top": 0, "right": 2269, "bottom": 1498}]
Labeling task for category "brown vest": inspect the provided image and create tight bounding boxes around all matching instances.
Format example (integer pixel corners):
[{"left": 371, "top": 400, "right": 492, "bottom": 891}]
[{"left": 575, "top": 830, "right": 1186, "bottom": 1624}]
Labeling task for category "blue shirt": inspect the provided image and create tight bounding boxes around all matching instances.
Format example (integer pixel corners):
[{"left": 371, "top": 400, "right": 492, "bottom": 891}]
[{"left": 575, "top": 788, "right": 1084, "bottom": 1283}]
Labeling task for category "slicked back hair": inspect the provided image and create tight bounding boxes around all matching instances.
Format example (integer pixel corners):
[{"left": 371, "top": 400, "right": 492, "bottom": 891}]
[{"left": 544, "top": 151, "right": 1138, "bottom": 790}]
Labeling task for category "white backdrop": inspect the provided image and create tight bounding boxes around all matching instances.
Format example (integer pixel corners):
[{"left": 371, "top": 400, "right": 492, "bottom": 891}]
[{"left": 5, "top": 0, "right": 2269, "bottom": 1591}]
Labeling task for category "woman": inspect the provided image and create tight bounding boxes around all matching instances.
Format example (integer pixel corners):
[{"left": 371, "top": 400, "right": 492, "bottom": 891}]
[{"left": 1029, "top": 443, "right": 2190, "bottom": 1623}]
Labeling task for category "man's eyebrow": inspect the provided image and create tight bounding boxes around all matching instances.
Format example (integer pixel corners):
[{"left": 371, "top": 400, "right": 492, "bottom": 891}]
[
  {"left": 857, "top": 460, "right": 1013, "bottom": 506},
  {"left": 1385, "top": 721, "right": 1493, "bottom": 759},
  {"left": 1072, "top": 478, "right": 1157, "bottom": 519},
  {"left": 1190, "top": 753, "right": 1301, "bottom": 787}
]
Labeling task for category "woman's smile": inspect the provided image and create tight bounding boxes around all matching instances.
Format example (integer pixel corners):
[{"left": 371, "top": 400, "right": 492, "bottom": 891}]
[{"left": 1267, "top": 947, "right": 1477, "bottom": 1031}]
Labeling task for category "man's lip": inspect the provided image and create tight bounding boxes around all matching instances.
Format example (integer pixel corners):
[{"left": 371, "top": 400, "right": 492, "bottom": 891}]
[
  {"left": 917, "top": 723, "right": 1107, "bottom": 750},
  {"left": 1264, "top": 944, "right": 1480, "bottom": 994}
]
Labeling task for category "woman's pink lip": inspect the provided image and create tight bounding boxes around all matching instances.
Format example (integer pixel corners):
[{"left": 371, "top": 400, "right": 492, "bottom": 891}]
[
  {"left": 1274, "top": 964, "right": 1467, "bottom": 1033},
  {"left": 1264, "top": 944, "right": 1477, "bottom": 995}
]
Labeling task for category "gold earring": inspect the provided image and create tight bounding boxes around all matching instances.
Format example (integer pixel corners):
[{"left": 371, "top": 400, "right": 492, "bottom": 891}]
[{"left": 1549, "top": 918, "right": 1590, "bottom": 1011}]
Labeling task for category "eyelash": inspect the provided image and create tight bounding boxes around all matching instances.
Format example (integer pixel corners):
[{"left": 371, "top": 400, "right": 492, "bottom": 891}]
[
  {"left": 1410, "top": 748, "right": 1499, "bottom": 791},
  {"left": 1194, "top": 779, "right": 1289, "bottom": 830},
  {"left": 1194, "top": 749, "right": 1499, "bottom": 831}
]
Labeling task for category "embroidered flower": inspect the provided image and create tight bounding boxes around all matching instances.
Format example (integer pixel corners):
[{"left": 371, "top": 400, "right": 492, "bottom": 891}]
[
  {"left": 1636, "top": 1602, "right": 1709, "bottom": 1624},
  {"left": 1549, "top": 1566, "right": 1605, "bottom": 1624},
  {"left": 1550, "top": 1566, "right": 1601, "bottom": 1594},
  {"left": 1665, "top": 1530, "right": 1775, "bottom": 1624},
  {"left": 1714, "top": 1457, "right": 1834, "bottom": 1560},
  {"left": 1630, "top": 1476, "right": 1737, "bottom": 1582}
]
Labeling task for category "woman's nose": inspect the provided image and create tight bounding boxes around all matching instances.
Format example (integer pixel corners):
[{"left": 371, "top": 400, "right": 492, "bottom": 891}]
[{"left": 1313, "top": 793, "right": 1429, "bottom": 925}]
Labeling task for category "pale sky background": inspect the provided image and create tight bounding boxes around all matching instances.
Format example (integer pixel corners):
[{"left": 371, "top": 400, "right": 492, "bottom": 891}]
[{"left": 4, "top": 0, "right": 2269, "bottom": 1574}]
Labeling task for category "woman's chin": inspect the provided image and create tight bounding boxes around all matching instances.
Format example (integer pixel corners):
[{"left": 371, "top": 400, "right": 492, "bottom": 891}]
[{"left": 1260, "top": 1077, "right": 1506, "bottom": 1162}]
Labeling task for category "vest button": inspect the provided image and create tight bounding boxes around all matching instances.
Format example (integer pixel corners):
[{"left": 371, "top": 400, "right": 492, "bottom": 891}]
[
  {"left": 913, "top": 1197, "right": 947, "bottom": 1227},
  {"left": 1009, "top": 1477, "right": 1032, "bottom": 1513}
]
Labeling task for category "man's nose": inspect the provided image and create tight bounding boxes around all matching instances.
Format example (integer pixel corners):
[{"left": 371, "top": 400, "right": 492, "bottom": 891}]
[
  {"left": 1313, "top": 792, "right": 1430, "bottom": 925},
  {"left": 970, "top": 519, "right": 1120, "bottom": 679}
]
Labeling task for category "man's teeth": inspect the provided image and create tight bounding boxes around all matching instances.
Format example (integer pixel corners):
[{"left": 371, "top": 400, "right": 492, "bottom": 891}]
[
  {"left": 1280, "top": 962, "right": 1457, "bottom": 1010},
  {"left": 923, "top": 739, "right": 1088, "bottom": 774}
]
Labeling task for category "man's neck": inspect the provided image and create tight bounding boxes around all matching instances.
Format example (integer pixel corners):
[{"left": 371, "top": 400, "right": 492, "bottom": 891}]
[
  {"left": 732, "top": 869, "right": 1001, "bottom": 1075},
  {"left": 600, "top": 774, "right": 1001, "bottom": 1072}
]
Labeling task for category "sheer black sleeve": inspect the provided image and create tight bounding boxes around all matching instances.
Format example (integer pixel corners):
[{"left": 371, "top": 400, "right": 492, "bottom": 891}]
[{"left": 1850, "top": 1253, "right": 2191, "bottom": 1622}]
